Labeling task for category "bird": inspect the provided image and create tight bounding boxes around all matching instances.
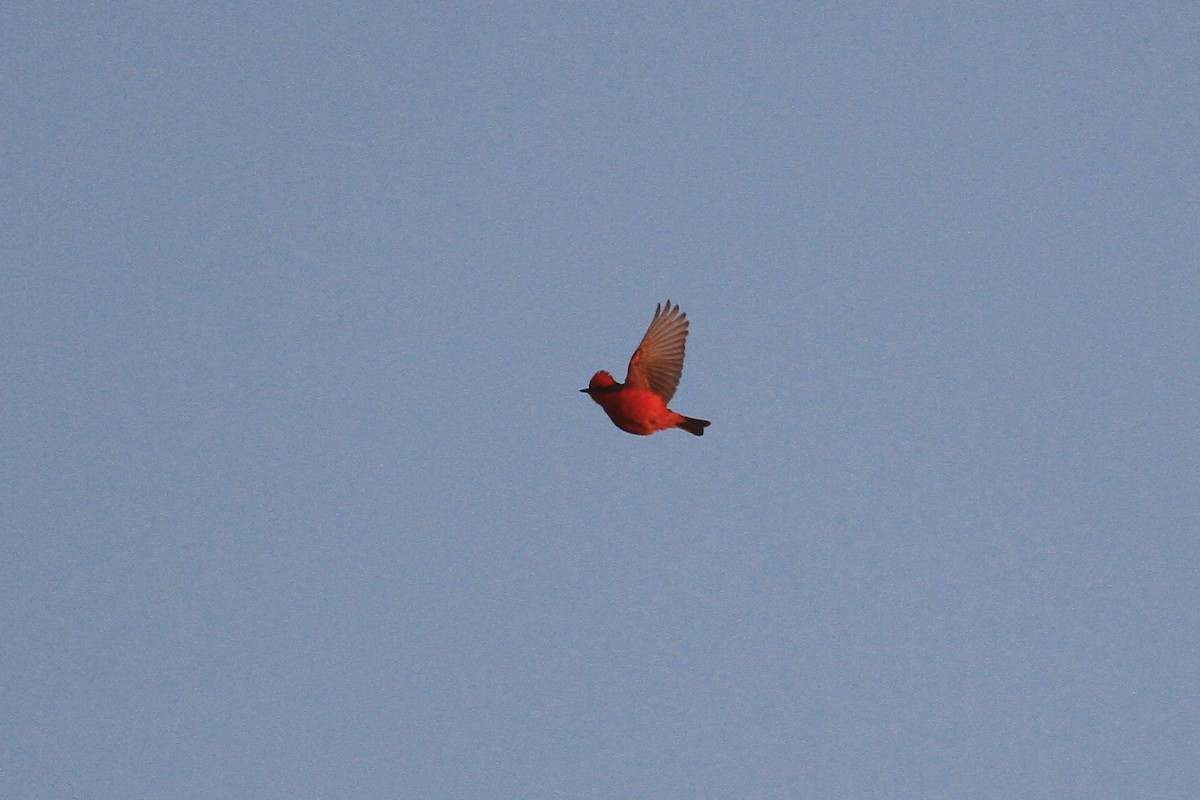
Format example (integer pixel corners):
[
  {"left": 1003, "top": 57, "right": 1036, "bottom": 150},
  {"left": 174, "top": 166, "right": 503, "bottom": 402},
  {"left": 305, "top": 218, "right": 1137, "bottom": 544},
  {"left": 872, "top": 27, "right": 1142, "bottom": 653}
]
[{"left": 581, "top": 300, "right": 711, "bottom": 436}]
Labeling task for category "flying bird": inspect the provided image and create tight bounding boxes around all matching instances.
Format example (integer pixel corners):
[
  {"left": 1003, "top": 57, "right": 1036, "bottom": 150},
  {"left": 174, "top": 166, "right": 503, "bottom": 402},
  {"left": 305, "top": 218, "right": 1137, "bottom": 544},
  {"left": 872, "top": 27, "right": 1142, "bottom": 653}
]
[{"left": 581, "top": 301, "right": 711, "bottom": 436}]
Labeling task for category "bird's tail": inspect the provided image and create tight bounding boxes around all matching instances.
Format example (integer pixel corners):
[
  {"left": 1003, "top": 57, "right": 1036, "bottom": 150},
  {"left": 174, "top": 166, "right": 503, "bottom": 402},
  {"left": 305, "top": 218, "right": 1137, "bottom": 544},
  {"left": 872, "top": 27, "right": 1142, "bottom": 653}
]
[{"left": 677, "top": 416, "right": 711, "bottom": 436}]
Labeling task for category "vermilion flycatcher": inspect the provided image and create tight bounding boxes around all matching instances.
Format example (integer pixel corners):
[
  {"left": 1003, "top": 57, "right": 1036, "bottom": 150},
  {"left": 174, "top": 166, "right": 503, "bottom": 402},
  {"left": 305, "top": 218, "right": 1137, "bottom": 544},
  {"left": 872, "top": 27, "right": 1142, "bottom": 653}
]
[{"left": 581, "top": 301, "right": 711, "bottom": 436}]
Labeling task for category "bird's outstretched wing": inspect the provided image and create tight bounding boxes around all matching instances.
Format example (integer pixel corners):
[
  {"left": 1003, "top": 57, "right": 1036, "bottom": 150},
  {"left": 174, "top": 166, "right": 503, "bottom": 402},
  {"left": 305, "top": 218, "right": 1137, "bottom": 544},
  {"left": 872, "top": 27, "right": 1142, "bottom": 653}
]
[{"left": 625, "top": 301, "right": 689, "bottom": 403}]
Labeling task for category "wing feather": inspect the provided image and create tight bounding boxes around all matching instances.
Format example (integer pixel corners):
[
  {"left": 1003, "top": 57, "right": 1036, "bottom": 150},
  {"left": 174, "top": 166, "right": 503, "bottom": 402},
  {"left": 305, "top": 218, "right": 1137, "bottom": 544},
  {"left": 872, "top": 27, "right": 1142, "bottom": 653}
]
[{"left": 624, "top": 300, "right": 690, "bottom": 403}]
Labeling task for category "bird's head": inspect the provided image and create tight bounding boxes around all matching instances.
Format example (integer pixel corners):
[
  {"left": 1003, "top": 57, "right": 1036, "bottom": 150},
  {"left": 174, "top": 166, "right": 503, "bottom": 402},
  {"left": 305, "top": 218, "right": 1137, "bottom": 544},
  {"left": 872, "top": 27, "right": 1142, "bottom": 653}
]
[{"left": 581, "top": 370, "right": 617, "bottom": 394}]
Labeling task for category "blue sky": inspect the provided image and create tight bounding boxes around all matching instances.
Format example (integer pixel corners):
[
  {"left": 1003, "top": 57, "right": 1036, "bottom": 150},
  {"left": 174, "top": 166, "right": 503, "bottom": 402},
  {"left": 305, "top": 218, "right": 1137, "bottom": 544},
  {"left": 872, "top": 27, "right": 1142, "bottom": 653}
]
[{"left": 3, "top": 3, "right": 1198, "bottom": 798}]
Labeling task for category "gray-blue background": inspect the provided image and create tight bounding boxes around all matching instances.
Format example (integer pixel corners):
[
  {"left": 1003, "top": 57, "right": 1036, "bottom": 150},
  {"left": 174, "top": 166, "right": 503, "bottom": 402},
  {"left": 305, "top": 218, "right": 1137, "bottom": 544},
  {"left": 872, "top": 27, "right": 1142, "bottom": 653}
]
[{"left": 4, "top": 4, "right": 1197, "bottom": 797}]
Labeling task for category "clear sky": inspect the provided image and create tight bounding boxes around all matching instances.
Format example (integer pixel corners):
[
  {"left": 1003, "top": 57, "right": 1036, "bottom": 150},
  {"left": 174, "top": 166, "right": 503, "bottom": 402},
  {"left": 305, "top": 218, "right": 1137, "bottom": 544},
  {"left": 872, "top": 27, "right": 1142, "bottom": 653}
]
[{"left": 3, "top": 3, "right": 1198, "bottom": 798}]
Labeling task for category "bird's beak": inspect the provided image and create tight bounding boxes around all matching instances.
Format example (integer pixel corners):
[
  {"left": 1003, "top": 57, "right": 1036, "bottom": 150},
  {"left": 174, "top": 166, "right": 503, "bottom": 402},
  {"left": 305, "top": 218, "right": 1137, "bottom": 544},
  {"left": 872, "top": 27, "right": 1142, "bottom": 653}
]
[{"left": 579, "top": 388, "right": 589, "bottom": 393}]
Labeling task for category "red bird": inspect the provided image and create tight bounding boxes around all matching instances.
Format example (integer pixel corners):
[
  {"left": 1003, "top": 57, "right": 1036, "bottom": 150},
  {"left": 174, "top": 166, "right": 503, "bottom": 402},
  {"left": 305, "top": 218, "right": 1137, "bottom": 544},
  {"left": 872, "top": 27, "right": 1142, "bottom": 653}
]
[{"left": 581, "top": 301, "right": 711, "bottom": 436}]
